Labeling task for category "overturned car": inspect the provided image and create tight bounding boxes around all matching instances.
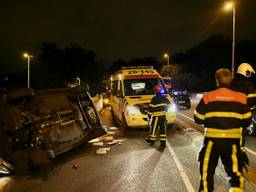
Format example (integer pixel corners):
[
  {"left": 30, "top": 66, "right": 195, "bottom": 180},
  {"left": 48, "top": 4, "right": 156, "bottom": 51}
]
[{"left": 0, "top": 87, "right": 106, "bottom": 174}]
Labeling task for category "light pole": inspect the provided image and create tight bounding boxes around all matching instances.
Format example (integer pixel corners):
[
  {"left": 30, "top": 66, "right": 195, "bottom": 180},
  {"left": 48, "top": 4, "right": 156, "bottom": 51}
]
[
  {"left": 224, "top": 1, "right": 236, "bottom": 78},
  {"left": 76, "top": 77, "right": 81, "bottom": 86},
  {"left": 164, "top": 53, "right": 170, "bottom": 77},
  {"left": 23, "top": 53, "right": 33, "bottom": 88}
]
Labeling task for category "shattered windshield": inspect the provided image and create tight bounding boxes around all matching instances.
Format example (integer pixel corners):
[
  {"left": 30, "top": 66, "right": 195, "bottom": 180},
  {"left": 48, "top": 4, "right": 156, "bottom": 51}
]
[{"left": 124, "top": 78, "right": 167, "bottom": 96}]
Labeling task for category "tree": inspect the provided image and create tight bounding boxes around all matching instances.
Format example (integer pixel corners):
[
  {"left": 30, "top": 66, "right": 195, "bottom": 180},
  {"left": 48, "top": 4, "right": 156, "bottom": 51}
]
[{"left": 32, "top": 42, "right": 105, "bottom": 94}]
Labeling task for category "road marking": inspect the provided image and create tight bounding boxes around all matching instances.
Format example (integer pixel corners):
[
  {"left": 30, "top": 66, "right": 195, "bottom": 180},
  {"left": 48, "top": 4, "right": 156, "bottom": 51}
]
[
  {"left": 245, "top": 147, "right": 256, "bottom": 156},
  {"left": 166, "top": 141, "right": 195, "bottom": 192},
  {"left": 177, "top": 112, "right": 194, "bottom": 122},
  {"left": 178, "top": 112, "right": 256, "bottom": 157}
]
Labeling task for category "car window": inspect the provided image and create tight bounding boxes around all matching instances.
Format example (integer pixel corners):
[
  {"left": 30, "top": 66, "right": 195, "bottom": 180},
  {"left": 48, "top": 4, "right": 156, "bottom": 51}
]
[{"left": 124, "top": 78, "right": 167, "bottom": 96}]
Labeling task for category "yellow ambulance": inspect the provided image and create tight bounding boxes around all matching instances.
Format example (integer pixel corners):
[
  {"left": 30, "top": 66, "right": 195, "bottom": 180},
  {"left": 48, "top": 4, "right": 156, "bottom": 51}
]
[{"left": 110, "top": 66, "right": 176, "bottom": 128}]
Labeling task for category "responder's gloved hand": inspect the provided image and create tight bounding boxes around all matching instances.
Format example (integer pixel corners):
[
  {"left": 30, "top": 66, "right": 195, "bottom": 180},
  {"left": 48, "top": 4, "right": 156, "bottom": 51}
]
[{"left": 240, "top": 148, "right": 249, "bottom": 172}]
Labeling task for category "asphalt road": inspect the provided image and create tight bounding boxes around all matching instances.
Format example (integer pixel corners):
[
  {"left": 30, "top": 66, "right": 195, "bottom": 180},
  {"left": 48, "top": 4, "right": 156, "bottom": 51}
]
[{"left": 1, "top": 98, "right": 256, "bottom": 192}]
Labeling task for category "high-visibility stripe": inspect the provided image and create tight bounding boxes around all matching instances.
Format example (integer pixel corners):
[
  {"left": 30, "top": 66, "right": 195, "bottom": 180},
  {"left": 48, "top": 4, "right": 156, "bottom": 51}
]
[
  {"left": 247, "top": 93, "right": 256, "bottom": 98},
  {"left": 149, "top": 103, "right": 167, "bottom": 107},
  {"left": 149, "top": 135, "right": 157, "bottom": 138},
  {"left": 229, "top": 187, "right": 243, "bottom": 192},
  {"left": 149, "top": 137, "right": 156, "bottom": 141},
  {"left": 194, "top": 111, "right": 205, "bottom": 120},
  {"left": 160, "top": 134, "right": 166, "bottom": 137},
  {"left": 204, "top": 128, "right": 242, "bottom": 139},
  {"left": 231, "top": 145, "right": 244, "bottom": 191},
  {"left": 152, "top": 117, "right": 158, "bottom": 136},
  {"left": 160, "top": 138, "right": 167, "bottom": 141},
  {"left": 202, "top": 141, "right": 213, "bottom": 192},
  {"left": 152, "top": 111, "right": 166, "bottom": 116},
  {"left": 205, "top": 112, "right": 251, "bottom": 119}
]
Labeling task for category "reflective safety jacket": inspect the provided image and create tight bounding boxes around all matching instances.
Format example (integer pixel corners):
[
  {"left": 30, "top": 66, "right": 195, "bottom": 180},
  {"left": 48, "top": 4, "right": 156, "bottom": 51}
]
[
  {"left": 230, "top": 73, "right": 256, "bottom": 109},
  {"left": 148, "top": 94, "right": 170, "bottom": 117},
  {"left": 194, "top": 87, "right": 252, "bottom": 139}
]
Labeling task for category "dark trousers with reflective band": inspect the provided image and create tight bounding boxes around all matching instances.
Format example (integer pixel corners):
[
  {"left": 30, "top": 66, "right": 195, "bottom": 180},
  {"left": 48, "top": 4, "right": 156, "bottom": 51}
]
[
  {"left": 198, "top": 138, "right": 244, "bottom": 192},
  {"left": 149, "top": 115, "right": 167, "bottom": 143}
]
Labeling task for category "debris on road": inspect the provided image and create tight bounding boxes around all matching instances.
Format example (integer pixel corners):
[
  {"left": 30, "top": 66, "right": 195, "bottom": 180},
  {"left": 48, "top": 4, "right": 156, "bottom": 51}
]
[
  {"left": 72, "top": 164, "right": 78, "bottom": 169},
  {"left": 103, "top": 136, "right": 114, "bottom": 142},
  {"left": 92, "top": 142, "right": 104, "bottom": 146},
  {"left": 107, "top": 131, "right": 116, "bottom": 135},
  {"left": 88, "top": 138, "right": 101, "bottom": 143},
  {"left": 96, "top": 148, "right": 110, "bottom": 155},
  {"left": 109, "top": 127, "right": 118, "bottom": 130},
  {"left": 107, "top": 140, "right": 118, "bottom": 145}
]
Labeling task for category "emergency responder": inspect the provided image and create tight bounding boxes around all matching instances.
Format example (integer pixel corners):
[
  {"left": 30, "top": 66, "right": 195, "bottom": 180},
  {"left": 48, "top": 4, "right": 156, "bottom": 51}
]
[
  {"left": 145, "top": 84, "right": 170, "bottom": 147},
  {"left": 194, "top": 68, "right": 251, "bottom": 192},
  {"left": 231, "top": 63, "right": 256, "bottom": 145},
  {"left": 231, "top": 63, "right": 256, "bottom": 108}
]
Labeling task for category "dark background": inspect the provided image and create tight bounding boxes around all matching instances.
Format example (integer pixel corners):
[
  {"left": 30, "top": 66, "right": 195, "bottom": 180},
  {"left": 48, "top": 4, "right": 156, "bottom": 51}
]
[{"left": 1, "top": 0, "right": 256, "bottom": 92}]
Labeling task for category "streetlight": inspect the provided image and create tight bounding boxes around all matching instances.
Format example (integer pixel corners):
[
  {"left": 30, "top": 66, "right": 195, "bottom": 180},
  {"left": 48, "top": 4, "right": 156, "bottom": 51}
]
[
  {"left": 164, "top": 53, "right": 170, "bottom": 77},
  {"left": 224, "top": 1, "right": 236, "bottom": 78},
  {"left": 23, "top": 53, "right": 33, "bottom": 88}
]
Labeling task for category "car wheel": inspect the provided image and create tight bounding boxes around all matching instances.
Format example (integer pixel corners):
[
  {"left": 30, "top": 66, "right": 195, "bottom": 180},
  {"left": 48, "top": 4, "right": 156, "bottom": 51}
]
[
  {"left": 85, "top": 106, "right": 98, "bottom": 125},
  {"left": 111, "top": 108, "right": 118, "bottom": 126},
  {"left": 121, "top": 113, "right": 129, "bottom": 130}
]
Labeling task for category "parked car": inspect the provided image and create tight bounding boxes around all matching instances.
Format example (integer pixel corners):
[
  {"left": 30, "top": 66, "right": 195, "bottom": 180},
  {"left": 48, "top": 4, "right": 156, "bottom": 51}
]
[
  {"left": 172, "top": 90, "right": 191, "bottom": 109},
  {"left": 0, "top": 87, "right": 106, "bottom": 174}
]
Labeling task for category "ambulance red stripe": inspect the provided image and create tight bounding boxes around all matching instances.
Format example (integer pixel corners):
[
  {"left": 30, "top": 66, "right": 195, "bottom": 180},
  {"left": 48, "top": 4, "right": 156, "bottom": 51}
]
[{"left": 124, "top": 75, "right": 159, "bottom": 79}]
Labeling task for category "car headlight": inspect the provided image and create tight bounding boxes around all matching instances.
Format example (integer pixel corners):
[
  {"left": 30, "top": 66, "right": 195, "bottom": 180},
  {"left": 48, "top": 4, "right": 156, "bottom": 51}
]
[
  {"left": 127, "top": 105, "right": 140, "bottom": 115},
  {"left": 167, "top": 104, "right": 176, "bottom": 113}
]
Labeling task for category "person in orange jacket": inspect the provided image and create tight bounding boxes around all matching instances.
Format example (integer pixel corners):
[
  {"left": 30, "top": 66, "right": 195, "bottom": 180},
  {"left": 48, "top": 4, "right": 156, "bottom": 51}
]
[{"left": 194, "top": 68, "right": 251, "bottom": 192}]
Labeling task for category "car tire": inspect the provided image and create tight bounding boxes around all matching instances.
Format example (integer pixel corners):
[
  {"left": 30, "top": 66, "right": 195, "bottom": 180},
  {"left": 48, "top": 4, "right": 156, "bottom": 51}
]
[
  {"left": 121, "top": 113, "right": 129, "bottom": 130},
  {"left": 111, "top": 108, "right": 118, "bottom": 126},
  {"left": 7, "top": 88, "right": 35, "bottom": 103},
  {"left": 85, "top": 106, "right": 98, "bottom": 125}
]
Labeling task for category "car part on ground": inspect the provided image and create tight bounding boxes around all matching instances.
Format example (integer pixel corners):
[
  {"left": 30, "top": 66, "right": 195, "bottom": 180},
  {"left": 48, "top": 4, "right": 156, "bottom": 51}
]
[{"left": 0, "top": 87, "right": 107, "bottom": 175}]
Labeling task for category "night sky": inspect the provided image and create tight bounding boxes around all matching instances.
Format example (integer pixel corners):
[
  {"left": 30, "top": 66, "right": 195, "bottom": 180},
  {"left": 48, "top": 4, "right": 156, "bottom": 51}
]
[{"left": 1, "top": 0, "right": 256, "bottom": 72}]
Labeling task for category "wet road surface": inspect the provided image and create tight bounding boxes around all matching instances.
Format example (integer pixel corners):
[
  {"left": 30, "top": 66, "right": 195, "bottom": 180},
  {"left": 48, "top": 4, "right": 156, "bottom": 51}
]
[{"left": 1, "top": 101, "right": 256, "bottom": 192}]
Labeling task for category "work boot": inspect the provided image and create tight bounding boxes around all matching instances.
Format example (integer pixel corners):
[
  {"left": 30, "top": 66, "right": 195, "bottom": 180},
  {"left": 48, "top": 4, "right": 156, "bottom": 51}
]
[{"left": 145, "top": 138, "right": 154, "bottom": 145}]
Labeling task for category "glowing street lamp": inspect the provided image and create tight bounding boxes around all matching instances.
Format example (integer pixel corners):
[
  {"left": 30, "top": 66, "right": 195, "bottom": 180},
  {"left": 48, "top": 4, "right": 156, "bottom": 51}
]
[
  {"left": 164, "top": 53, "right": 170, "bottom": 77},
  {"left": 224, "top": 1, "right": 236, "bottom": 78},
  {"left": 23, "top": 53, "right": 33, "bottom": 88}
]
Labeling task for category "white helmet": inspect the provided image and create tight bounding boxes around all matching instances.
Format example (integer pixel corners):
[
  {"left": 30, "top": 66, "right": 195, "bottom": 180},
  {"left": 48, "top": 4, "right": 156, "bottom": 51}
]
[{"left": 237, "top": 63, "right": 255, "bottom": 78}]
